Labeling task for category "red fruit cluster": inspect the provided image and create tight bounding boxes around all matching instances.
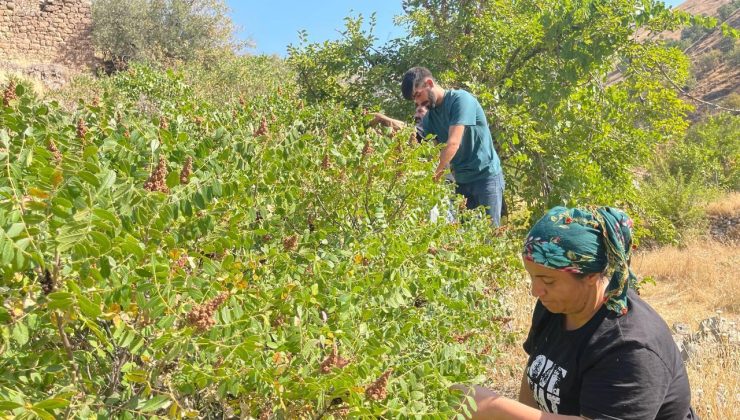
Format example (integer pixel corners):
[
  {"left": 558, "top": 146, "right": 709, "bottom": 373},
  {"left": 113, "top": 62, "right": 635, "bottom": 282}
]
[
  {"left": 76, "top": 118, "right": 87, "bottom": 140},
  {"left": 47, "top": 140, "right": 62, "bottom": 164},
  {"left": 319, "top": 342, "right": 350, "bottom": 374},
  {"left": 453, "top": 332, "right": 475, "bottom": 343},
  {"left": 283, "top": 234, "right": 298, "bottom": 252},
  {"left": 40, "top": 269, "right": 55, "bottom": 295},
  {"left": 361, "top": 140, "right": 374, "bottom": 158},
  {"left": 408, "top": 131, "right": 417, "bottom": 147},
  {"left": 180, "top": 156, "right": 192, "bottom": 185},
  {"left": 321, "top": 154, "right": 331, "bottom": 170},
  {"left": 254, "top": 118, "right": 268, "bottom": 136},
  {"left": 365, "top": 369, "right": 392, "bottom": 401},
  {"left": 123, "top": 129, "right": 130, "bottom": 139},
  {"left": 3, "top": 80, "right": 17, "bottom": 106},
  {"left": 186, "top": 292, "right": 229, "bottom": 331},
  {"left": 144, "top": 156, "right": 170, "bottom": 193}
]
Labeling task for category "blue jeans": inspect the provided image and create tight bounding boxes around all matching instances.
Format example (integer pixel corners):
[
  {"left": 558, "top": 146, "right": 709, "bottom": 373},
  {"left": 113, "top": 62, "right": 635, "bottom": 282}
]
[{"left": 455, "top": 172, "right": 505, "bottom": 226}]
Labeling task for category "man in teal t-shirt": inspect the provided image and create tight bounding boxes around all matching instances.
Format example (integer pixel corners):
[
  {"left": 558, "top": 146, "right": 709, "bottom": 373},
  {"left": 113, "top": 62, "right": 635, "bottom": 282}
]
[{"left": 402, "top": 67, "right": 505, "bottom": 226}]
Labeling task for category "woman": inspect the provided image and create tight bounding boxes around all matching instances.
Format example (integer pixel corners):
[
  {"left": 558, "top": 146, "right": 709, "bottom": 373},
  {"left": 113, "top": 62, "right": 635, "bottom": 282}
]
[{"left": 456, "top": 206, "right": 695, "bottom": 419}]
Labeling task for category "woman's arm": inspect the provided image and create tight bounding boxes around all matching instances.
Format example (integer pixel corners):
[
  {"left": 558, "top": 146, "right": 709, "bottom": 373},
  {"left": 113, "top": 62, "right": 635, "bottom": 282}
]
[
  {"left": 454, "top": 385, "right": 582, "bottom": 420},
  {"left": 517, "top": 373, "right": 538, "bottom": 409}
]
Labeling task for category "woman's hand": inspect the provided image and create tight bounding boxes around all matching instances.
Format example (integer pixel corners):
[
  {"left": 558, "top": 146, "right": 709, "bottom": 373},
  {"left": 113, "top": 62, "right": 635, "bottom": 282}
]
[{"left": 451, "top": 384, "right": 501, "bottom": 418}]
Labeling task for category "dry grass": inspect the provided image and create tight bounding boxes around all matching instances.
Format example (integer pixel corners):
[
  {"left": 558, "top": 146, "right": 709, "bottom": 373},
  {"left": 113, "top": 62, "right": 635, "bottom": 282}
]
[
  {"left": 635, "top": 236, "right": 740, "bottom": 419},
  {"left": 705, "top": 191, "right": 740, "bottom": 218},
  {"left": 633, "top": 239, "right": 740, "bottom": 320}
]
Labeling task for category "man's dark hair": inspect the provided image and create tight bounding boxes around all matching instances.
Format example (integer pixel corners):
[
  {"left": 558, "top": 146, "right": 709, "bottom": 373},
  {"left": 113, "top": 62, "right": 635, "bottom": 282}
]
[{"left": 401, "top": 67, "right": 434, "bottom": 100}]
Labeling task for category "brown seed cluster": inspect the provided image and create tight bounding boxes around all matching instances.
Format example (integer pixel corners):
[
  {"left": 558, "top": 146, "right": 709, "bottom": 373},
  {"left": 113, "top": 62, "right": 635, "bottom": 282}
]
[
  {"left": 283, "top": 234, "right": 298, "bottom": 252},
  {"left": 193, "top": 116, "right": 204, "bottom": 126},
  {"left": 254, "top": 118, "right": 268, "bottom": 136},
  {"left": 3, "top": 80, "right": 17, "bottom": 106},
  {"left": 180, "top": 156, "right": 193, "bottom": 185},
  {"left": 321, "top": 154, "right": 331, "bottom": 170},
  {"left": 47, "top": 140, "right": 62, "bottom": 164},
  {"left": 40, "top": 269, "right": 55, "bottom": 295},
  {"left": 186, "top": 292, "right": 229, "bottom": 331},
  {"left": 409, "top": 131, "right": 417, "bottom": 147},
  {"left": 239, "top": 96, "right": 246, "bottom": 107},
  {"left": 159, "top": 116, "right": 169, "bottom": 130},
  {"left": 92, "top": 96, "right": 100, "bottom": 107},
  {"left": 365, "top": 369, "right": 392, "bottom": 401},
  {"left": 319, "top": 342, "right": 350, "bottom": 374},
  {"left": 76, "top": 118, "right": 87, "bottom": 140},
  {"left": 144, "top": 156, "right": 170, "bottom": 193},
  {"left": 123, "top": 129, "right": 130, "bottom": 139},
  {"left": 427, "top": 246, "right": 438, "bottom": 256},
  {"left": 453, "top": 332, "right": 475, "bottom": 343},
  {"left": 361, "top": 140, "right": 374, "bottom": 158}
]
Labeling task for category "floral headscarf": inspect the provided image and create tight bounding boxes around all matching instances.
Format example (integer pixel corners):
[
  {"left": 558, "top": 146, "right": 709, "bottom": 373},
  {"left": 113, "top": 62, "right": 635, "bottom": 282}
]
[{"left": 522, "top": 206, "right": 637, "bottom": 315}]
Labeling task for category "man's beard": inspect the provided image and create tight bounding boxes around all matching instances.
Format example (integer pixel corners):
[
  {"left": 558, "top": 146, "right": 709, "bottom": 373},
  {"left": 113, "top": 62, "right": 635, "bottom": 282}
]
[{"left": 427, "top": 88, "right": 437, "bottom": 109}]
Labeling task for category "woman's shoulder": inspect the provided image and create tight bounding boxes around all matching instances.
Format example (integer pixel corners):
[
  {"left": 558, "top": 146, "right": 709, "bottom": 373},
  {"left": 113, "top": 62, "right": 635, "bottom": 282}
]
[{"left": 586, "top": 289, "right": 679, "bottom": 365}]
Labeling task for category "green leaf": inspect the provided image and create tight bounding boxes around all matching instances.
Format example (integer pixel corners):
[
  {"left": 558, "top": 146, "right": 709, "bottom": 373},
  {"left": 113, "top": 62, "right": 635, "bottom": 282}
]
[
  {"left": 137, "top": 395, "right": 171, "bottom": 413},
  {"left": 33, "top": 398, "right": 69, "bottom": 410},
  {"left": 88, "top": 231, "right": 112, "bottom": 254},
  {"left": 11, "top": 322, "right": 29, "bottom": 346},
  {"left": 0, "top": 400, "right": 22, "bottom": 410},
  {"left": 5, "top": 223, "right": 24, "bottom": 238},
  {"left": 77, "top": 294, "right": 101, "bottom": 318},
  {"left": 99, "top": 170, "right": 117, "bottom": 190}
]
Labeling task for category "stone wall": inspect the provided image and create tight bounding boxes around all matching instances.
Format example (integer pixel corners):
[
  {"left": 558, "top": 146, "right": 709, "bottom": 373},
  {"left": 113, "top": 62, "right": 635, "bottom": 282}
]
[{"left": 0, "top": 0, "right": 94, "bottom": 70}]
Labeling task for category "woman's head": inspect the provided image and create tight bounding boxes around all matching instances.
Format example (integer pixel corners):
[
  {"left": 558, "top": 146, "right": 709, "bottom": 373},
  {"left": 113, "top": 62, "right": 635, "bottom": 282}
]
[{"left": 522, "top": 206, "right": 636, "bottom": 315}]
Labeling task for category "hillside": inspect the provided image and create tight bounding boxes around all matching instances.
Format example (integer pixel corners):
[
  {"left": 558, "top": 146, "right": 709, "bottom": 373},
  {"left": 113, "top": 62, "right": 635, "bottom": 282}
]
[{"left": 671, "top": 0, "right": 739, "bottom": 106}]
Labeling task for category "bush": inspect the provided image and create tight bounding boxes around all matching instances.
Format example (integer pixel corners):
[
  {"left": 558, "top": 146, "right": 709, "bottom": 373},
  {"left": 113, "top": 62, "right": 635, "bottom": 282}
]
[
  {"left": 638, "top": 163, "right": 717, "bottom": 244},
  {"left": 669, "top": 113, "right": 740, "bottom": 191},
  {"left": 0, "top": 68, "right": 521, "bottom": 418}
]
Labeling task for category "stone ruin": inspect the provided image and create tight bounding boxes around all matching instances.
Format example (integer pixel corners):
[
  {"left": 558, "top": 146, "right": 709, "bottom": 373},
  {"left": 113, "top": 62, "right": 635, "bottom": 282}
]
[{"left": 0, "top": 0, "right": 94, "bottom": 87}]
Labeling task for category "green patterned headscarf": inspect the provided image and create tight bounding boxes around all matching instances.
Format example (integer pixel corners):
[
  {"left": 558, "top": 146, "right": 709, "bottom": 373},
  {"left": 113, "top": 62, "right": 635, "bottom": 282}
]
[{"left": 522, "top": 206, "right": 637, "bottom": 315}]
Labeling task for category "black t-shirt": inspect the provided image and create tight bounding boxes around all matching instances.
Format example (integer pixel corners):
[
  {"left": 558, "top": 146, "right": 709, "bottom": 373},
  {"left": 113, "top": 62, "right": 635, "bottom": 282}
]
[{"left": 523, "top": 289, "right": 695, "bottom": 419}]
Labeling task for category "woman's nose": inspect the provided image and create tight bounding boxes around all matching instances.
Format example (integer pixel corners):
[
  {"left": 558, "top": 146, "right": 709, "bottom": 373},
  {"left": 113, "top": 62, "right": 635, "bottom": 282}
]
[{"left": 530, "top": 281, "right": 545, "bottom": 298}]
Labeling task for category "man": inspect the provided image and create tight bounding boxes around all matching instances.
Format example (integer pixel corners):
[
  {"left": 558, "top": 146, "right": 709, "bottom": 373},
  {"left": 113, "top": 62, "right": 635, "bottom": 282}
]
[{"left": 374, "top": 67, "right": 504, "bottom": 225}]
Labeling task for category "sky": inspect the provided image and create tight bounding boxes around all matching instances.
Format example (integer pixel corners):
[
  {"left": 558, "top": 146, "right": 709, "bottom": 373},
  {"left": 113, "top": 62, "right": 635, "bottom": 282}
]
[{"left": 227, "top": 0, "right": 686, "bottom": 57}]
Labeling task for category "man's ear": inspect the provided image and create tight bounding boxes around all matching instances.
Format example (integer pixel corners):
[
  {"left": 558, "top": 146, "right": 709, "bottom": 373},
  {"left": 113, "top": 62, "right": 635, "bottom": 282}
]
[{"left": 424, "top": 77, "right": 434, "bottom": 88}]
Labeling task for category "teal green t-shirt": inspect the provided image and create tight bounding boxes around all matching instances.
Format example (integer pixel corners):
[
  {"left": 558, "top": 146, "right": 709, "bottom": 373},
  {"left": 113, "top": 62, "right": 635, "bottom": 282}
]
[{"left": 422, "top": 89, "right": 502, "bottom": 184}]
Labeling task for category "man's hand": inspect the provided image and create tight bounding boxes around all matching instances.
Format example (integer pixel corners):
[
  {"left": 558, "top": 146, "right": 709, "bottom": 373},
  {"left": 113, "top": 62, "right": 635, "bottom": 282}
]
[
  {"left": 368, "top": 112, "right": 405, "bottom": 132},
  {"left": 433, "top": 168, "right": 445, "bottom": 182}
]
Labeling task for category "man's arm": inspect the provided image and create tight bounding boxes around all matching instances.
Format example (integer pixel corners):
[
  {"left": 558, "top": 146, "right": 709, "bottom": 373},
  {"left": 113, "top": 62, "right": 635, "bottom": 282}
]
[
  {"left": 433, "top": 124, "right": 464, "bottom": 181},
  {"left": 368, "top": 112, "right": 406, "bottom": 132}
]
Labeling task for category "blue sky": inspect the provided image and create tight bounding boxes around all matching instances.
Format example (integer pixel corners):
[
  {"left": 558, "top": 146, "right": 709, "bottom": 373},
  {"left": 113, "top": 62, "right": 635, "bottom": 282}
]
[{"left": 227, "top": 0, "right": 685, "bottom": 57}]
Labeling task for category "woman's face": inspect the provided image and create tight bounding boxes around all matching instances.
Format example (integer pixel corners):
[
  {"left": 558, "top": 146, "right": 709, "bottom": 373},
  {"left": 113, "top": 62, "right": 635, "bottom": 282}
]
[{"left": 523, "top": 258, "right": 597, "bottom": 315}]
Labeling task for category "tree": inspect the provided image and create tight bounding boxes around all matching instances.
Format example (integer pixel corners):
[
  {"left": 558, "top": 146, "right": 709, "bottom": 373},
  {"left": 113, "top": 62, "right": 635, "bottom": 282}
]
[
  {"left": 290, "top": 0, "right": 694, "bottom": 216},
  {"left": 92, "top": 0, "right": 240, "bottom": 68}
]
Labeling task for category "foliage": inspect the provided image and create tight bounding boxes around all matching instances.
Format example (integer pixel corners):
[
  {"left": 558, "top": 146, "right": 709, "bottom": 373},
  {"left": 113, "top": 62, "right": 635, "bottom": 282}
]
[
  {"left": 289, "top": 0, "right": 693, "bottom": 218},
  {"left": 637, "top": 163, "right": 716, "bottom": 245},
  {"left": 663, "top": 113, "right": 740, "bottom": 191},
  {"left": 91, "top": 0, "right": 241, "bottom": 66},
  {"left": 635, "top": 112, "right": 738, "bottom": 244},
  {"left": 0, "top": 69, "right": 523, "bottom": 417}
]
